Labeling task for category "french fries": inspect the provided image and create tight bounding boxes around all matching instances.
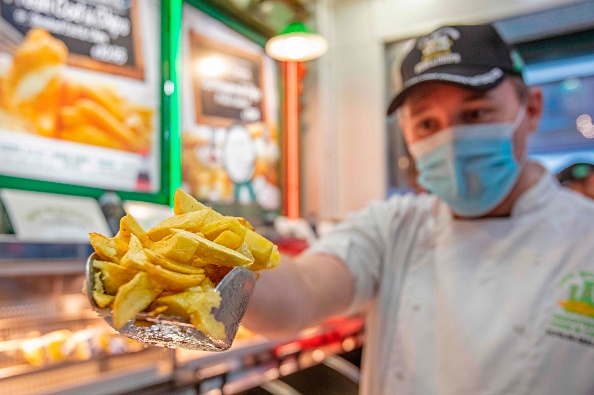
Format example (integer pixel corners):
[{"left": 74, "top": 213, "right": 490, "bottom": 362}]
[
  {"left": 0, "top": 28, "right": 154, "bottom": 152},
  {"left": 90, "top": 188, "right": 280, "bottom": 340},
  {"left": 112, "top": 272, "right": 163, "bottom": 329}
]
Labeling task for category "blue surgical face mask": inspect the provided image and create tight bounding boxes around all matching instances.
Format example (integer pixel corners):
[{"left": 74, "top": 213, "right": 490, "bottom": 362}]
[{"left": 408, "top": 105, "right": 527, "bottom": 217}]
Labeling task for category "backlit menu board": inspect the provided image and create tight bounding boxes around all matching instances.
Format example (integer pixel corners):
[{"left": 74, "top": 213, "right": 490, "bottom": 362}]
[
  {"left": 182, "top": 4, "right": 280, "bottom": 211},
  {"left": 0, "top": 0, "right": 162, "bottom": 195},
  {"left": 189, "top": 32, "right": 264, "bottom": 126}
]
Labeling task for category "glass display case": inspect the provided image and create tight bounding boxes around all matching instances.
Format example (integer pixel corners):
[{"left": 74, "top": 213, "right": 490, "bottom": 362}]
[{"left": 0, "top": 238, "right": 364, "bottom": 395}]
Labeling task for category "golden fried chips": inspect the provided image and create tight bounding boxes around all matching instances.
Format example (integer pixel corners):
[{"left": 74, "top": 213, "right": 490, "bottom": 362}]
[{"left": 90, "top": 189, "right": 280, "bottom": 340}]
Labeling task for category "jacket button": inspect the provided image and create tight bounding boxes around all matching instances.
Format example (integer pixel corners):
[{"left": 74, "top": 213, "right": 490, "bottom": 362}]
[
  {"left": 533, "top": 256, "right": 540, "bottom": 266},
  {"left": 513, "top": 323, "right": 526, "bottom": 335}
]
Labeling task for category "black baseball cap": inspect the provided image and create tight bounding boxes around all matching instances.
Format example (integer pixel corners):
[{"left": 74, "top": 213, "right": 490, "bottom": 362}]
[
  {"left": 387, "top": 24, "right": 525, "bottom": 115},
  {"left": 557, "top": 163, "right": 594, "bottom": 185}
]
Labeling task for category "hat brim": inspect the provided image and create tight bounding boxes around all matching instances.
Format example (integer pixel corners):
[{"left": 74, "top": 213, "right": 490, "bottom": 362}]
[{"left": 386, "top": 65, "right": 512, "bottom": 116}]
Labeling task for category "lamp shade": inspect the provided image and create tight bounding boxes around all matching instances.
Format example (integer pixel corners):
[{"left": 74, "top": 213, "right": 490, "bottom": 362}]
[{"left": 265, "top": 22, "right": 328, "bottom": 62}]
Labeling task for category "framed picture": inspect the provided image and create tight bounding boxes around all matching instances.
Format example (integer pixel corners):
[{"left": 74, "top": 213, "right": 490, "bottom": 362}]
[
  {"left": 181, "top": 1, "right": 281, "bottom": 215},
  {"left": 0, "top": 0, "right": 179, "bottom": 205}
]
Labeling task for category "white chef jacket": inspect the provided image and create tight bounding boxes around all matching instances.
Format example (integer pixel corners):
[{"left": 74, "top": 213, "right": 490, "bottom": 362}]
[{"left": 307, "top": 171, "right": 594, "bottom": 395}]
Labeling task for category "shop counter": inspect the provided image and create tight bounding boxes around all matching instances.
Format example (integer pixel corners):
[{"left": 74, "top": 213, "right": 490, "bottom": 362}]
[{"left": 0, "top": 239, "right": 363, "bottom": 395}]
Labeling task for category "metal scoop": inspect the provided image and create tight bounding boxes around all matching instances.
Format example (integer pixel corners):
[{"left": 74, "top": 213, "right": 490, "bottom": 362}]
[{"left": 85, "top": 253, "right": 256, "bottom": 351}]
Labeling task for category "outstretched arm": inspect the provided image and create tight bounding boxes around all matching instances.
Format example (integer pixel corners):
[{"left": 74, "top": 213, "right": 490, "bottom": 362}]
[{"left": 241, "top": 253, "right": 354, "bottom": 338}]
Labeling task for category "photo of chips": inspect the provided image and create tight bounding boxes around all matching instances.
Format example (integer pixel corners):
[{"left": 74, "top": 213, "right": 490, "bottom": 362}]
[
  {"left": 89, "top": 188, "right": 280, "bottom": 340},
  {"left": 0, "top": 28, "right": 154, "bottom": 153}
]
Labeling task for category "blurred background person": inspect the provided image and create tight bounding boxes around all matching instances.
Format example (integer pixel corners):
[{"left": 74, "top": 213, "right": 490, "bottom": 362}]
[{"left": 557, "top": 162, "right": 594, "bottom": 200}]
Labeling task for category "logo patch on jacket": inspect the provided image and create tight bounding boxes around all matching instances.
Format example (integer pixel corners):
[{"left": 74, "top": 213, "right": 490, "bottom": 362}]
[{"left": 546, "top": 271, "right": 594, "bottom": 347}]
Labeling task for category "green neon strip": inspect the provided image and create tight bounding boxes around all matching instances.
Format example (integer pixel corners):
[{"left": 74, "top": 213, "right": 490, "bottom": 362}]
[
  {"left": 163, "top": 0, "right": 183, "bottom": 207},
  {"left": 184, "top": 0, "right": 269, "bottom": 47},
  {"left": 0, "top": 176, "right": 105, "bottom": 200}
]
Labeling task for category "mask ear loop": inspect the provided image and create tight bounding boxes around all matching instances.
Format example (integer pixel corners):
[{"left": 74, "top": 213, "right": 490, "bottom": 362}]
[
  {"left": 511, "top": 102, "right": 529, "bottom": 169},
  {"left": 511, "top": 102, "right": 527, "bottom": 131}
]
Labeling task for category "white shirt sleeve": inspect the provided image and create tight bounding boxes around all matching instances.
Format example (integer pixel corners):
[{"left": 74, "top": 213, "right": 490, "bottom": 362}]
[{"left": 304, "top": 200, "right": 393, "bottom": 315}]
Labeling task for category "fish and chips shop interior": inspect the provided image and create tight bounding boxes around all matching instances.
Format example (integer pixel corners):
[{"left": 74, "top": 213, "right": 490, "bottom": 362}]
[{"left": 0, "top": 0, "right": 593, "bottom": 394}]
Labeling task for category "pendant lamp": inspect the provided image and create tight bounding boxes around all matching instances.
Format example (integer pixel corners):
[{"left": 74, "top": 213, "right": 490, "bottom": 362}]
[
  {"left": 266, "top": 21, "right": 327, "bottom": 221},
  {"left": 265, "top": 22, "right": 328, "bottom": 61}
]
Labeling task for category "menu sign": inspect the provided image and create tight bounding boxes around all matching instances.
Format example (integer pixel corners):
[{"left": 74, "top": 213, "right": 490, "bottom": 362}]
[
  {"left": 190, "top": 32, "right": 264, "bottom": 126},
  {"left": 0, "top": 0, "right": 143, "bottom": 79},
  {"left": 182, "top": 4, "right": 280, "bottom": 211},
  {"left": 0, "top": 0, "right": 160, "bottom": 194}
]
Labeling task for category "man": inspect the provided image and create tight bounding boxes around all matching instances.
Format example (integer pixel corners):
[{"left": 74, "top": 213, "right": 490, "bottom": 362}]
[
  {"left": 242, "top": 24, "right": 594, "bottom": 394},
  {"left": 557, "top": 162, "right": 594, "bottom": 200}
]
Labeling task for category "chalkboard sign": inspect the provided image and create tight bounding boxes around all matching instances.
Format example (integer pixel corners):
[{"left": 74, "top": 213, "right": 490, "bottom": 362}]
[
  {"left": 0, "top": 0, "right": 144, "bottom": 79},
  {"left": 190, "top": 32, "right": 265, "bottom": 126}
]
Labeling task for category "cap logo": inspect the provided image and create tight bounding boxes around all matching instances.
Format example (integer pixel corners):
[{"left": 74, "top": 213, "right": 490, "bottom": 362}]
[
  {"left": 510, "top": 50, "right": 525, "bottom": 73},
  {"left": 414, "top": 27, "right": 461, "bottom": 75}
]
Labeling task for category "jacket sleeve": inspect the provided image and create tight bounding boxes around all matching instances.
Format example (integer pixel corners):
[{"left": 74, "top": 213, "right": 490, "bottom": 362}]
[{"left": 304, "top": 199, "right": 395, "bottom": 315}]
